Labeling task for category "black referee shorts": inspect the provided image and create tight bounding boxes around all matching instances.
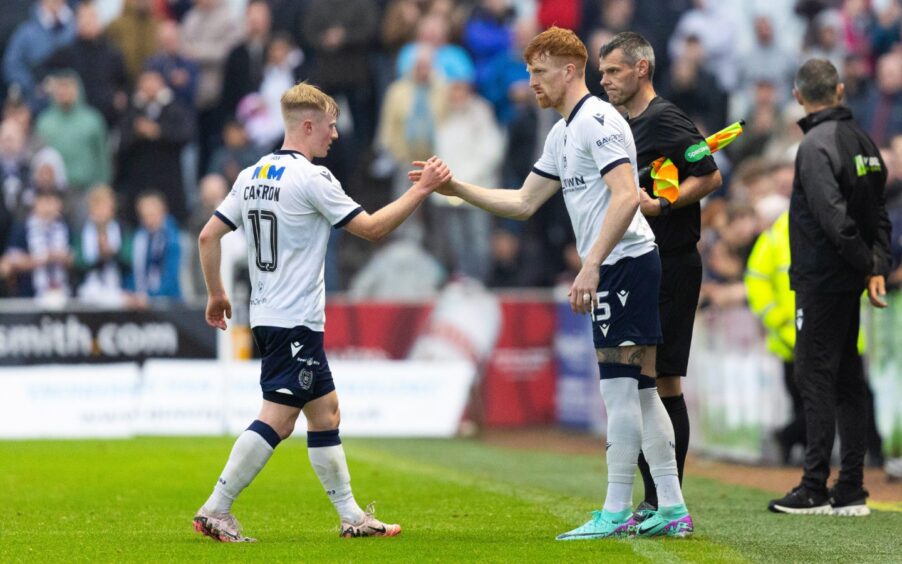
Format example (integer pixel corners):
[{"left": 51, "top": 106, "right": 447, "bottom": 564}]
[{"left": 657, "top": 248, "right": 702, "bottom": 377}]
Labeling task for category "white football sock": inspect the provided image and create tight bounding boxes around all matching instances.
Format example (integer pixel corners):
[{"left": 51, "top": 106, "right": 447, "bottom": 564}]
[
  {"left": 204, "top": 428, "right": 276, "bottom": 514},
  {"left": 308, "top": 443, "right": 365, "bottom": 524},
  {"left": 639, "top": 386, "right": 684, "bottom": 508},
  {"left": 599, "top": 373, "right": 643, "bottom": 513},
  {"left": 603, "top": 482, "right": 635, "bottom": 514}
]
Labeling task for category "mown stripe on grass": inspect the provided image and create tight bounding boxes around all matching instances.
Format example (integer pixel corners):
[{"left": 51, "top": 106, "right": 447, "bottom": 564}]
[
  {"left": 351, "top": 445, "right": 603, "bottom": 528},
  {"left": 351, "top": 444, "right": 750, "bottom": 563}
]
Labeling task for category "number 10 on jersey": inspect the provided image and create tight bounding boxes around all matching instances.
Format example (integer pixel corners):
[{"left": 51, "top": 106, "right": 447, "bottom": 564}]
[{"left": 248, "top": 210, "right": 278, "bottom": 272}]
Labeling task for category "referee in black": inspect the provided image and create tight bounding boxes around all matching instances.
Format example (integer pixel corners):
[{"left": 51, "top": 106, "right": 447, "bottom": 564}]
[
  {"left": 599, "top": 32, "right": 722, "bottom": 518},
  {"left": 768, "top": 59, "right": 891, "bottom": 516}
]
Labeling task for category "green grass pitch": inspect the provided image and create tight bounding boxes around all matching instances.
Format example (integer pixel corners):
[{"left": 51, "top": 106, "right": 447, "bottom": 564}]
[{"left": 1, "top": 437, "right": 899, "bottom": 562}]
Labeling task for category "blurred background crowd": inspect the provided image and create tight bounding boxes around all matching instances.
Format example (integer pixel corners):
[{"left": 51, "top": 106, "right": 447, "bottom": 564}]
[{"left": 1, "top": 0, "right": 902, "bottom": 307}]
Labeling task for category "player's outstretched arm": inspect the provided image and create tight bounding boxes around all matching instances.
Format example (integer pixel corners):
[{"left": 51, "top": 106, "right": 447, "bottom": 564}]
[
  {"left": 570, "top": 163, "right": 640, "bottom": 314},
  {"left": 409, "top": 165, "right": 560, "bottom": 220},
  {"left": 198, "top": 216, "right": 233, "bottom": 330},
  {"left": 344, "top": 156, "right": 451, "bottom": 242}
]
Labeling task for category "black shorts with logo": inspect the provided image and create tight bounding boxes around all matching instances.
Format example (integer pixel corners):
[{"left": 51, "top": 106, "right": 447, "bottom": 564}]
[
  {"left": 657, "top": 248, "right": 703, "bottom": 377},
  {"left": 591, "top": 249, "right": 664, "bottom": 349},
  {"left": 252, "top": 325, "right": 335, "bottom": 408}
]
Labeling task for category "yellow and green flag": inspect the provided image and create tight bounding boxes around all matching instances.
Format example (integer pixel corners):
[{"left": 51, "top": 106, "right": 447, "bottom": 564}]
[{"left": 649, "top": 120, "right": 744, "bottom": 203}]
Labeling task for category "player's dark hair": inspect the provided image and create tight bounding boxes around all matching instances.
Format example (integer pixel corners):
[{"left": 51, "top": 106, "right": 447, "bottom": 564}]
[
  {"left": 794, "top": 58, "right": 839, "bottom": 105},
  {"left": 600, "top": 32, "right": 655, "bottom": 80}
]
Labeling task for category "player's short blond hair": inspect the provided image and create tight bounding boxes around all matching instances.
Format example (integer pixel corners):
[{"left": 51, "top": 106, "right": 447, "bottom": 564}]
[
  {"left": 280, "top": 82, "right": 339, "bottom": 126},
  {"left": 523, "top": 26, "right": 587, "bottom": 76}
]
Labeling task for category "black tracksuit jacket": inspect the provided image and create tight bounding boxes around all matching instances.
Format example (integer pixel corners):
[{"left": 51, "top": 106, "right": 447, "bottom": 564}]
[{"left": 789, "top": 106, "right": 892, "bottom": 294}]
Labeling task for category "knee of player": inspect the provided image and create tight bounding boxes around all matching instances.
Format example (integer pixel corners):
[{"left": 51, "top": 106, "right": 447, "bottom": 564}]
[
  {"left": 306, "top": 406, "right": 341, "bottom": 431},
  {"left": 275, "top": 420, "right": 298, "bottom": 440},
  {"left": 322, "top": 408, "right": 341, "bottom": 430}
]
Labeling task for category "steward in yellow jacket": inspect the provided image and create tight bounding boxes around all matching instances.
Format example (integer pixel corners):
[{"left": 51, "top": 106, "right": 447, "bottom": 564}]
[{"left": 745, "top": 211, "right": 865, "bottom": 360}]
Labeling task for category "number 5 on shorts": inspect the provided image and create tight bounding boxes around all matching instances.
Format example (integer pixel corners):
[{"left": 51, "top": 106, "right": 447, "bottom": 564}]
[{"left": 591, "top": 290, "right": 611, "bottom": 322}]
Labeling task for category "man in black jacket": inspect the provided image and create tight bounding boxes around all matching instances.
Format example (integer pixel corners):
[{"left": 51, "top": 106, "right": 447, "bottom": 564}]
[
  {"left": 769, "top": 58, "right": 891, "bottom": 517},
  {"left": 117, "top": 69, "right": 194, "bottom": 225}
]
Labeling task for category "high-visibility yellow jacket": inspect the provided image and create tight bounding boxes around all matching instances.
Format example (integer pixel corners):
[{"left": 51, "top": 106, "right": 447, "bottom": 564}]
[{"left": 745, "top": 211, "right": 865, "bottom": 361}]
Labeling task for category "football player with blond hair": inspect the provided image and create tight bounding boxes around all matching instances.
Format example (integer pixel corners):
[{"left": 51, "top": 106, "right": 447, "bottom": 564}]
[{"left": 194, "top": 83, "right": 450, "bottom": 542}]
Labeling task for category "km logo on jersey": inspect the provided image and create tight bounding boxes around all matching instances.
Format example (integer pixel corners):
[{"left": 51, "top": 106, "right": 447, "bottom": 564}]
[{"left": 253, "top": 164, "right": 286, "bottom": 181}]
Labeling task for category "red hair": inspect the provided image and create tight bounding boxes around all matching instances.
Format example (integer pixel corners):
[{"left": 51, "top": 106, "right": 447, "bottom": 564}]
[{"left": 523, "top": 26, "right": 588, "bottom": 75}]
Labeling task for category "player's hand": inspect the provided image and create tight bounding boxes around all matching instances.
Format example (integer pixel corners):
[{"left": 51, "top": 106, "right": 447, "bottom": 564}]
[
  {"left": 435, "top": 181, "right": 457, "bottom": 196},
  {"left": 408, "top": 158, "right": 443, "bottom": 183},
  {"left": 410, "top": 156, "right": 452, "bottom": 192},
  {"left": 206, "top": 293, "right": 232, "bottom": 330},
  {"left": 638, "top": 188, "right": 660, "bottom": 216},
  {"left": 867, "top": 275, "right": 888, "bottom": 308},
  {"left": 409, "top": 162, "right": 458, "bottom": 196},
  {"left": 569, "top": 266, "right": 600, "bottom": 315}
]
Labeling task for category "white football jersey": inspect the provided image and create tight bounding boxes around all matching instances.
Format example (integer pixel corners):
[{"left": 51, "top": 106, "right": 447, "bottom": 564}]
[
  {"left": 215, "top": 150, "right": 362, "bottom": 330},
  {"left": 532, "top": 95, "right": 656, "bottom": 264}
]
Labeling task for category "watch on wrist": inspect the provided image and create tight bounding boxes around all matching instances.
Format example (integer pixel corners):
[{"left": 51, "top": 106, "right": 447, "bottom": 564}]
[{"left": 658, "top": 197, "right": 672, "bottom": 216}]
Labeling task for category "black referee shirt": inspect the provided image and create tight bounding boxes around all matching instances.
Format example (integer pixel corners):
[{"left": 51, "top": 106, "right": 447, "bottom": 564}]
[{"left": 628, "top": 96, "right": 718, "bottom": 254}]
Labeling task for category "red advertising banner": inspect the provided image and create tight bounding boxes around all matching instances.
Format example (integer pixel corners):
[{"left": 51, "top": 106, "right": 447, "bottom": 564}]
[
  {"left": 482, "top": 299, "right": 557, "bottom": 427},
  {"left": 324, "top": 301, "right": 431, "bottom": 359},
  {"left": 322, "top": 295, "right": 557, "bottom": 428}
]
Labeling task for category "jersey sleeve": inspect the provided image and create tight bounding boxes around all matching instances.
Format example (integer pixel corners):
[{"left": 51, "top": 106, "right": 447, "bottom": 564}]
[
  {"left": 653, "top": 107, "right": 718, "bottom": 180},
  {"left": 214, "top": 178, "right": 243, "bottom": 231},
  {"left": 531, "top": 127, "right": 560, "bottom": 181},
  {"left": 303, "top": 169, "right": 364, "bottom": 228},
  {"left": 581, "top": 110, "right": 633, "bottom": 177}
]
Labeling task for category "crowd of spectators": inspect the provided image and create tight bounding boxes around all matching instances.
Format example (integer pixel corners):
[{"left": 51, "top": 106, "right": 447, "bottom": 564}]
[{"left": 1, "top": 0, "right": 901, "bottom": 307}]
